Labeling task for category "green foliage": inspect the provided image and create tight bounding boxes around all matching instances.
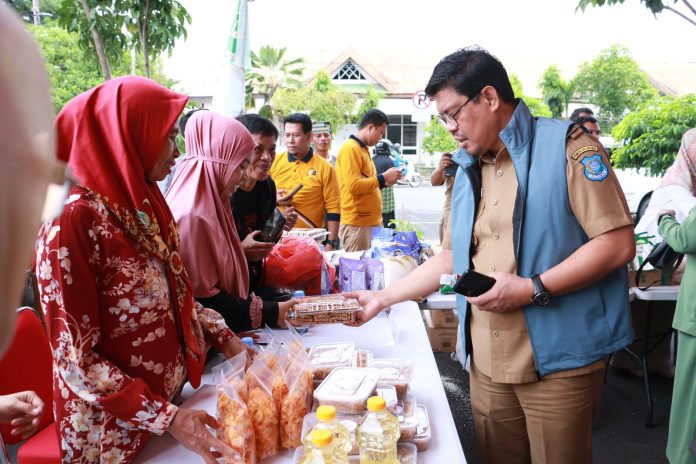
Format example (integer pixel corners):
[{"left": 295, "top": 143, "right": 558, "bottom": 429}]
[
  {"left": 28, "top": 23, "right": 103, "bottom": 111},
  {"left": 577, "top": 0, "right": 667, "bottom": 13},
  {"left": 354, "top": 85, "right": 385, "bottom": 123},
  {"left": 273, "top": 70, "right": 356, "bottom": 133},
  {"left": 246, "top": 45, "right": 304, "bottom": 116},
  {"left": 388, "top": 219, "right": 425, "bottom": 241},
  {"left": 573, "top": 45, "right": 658, "bottom": 125},
  {"left": 611, "top": 95, "right": 696, "bottom": 176},
  {"left": 7, "top": 0, "right": 61, "bottom": 21},
  {"left": 421, "top": 116, "right": 458, "bottom": 155},
  {"left": 29, "top": 23, "right": 173, "bottom": 111},
  {"left": 509, "top": 74, "right": 552, "bottom": 118},
  {"left": 539, "top": 65, "right": 572, "bottom": 119}
]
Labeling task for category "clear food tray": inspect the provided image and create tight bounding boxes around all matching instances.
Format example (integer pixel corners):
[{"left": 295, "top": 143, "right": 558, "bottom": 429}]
[
  {"left": 313, "top": 367, "right": 381, "bottom": 414},
  {"left": 401, "top": 403, "right": 431, "bottom": 451},
  {"left": 345, "top": 443, "right": 418, "bottom": 463},
  {"left": 370, "top": 358, "right": 414, "bottom": 396},
  {"left": 288, "top": 295, "right": 363, "bottom": 325},
  {"left": 308, "top": 342, "right": 356, "bottom": 381},
  {"left": 394, "top": 389, "right": 418, "bottom": 440}
]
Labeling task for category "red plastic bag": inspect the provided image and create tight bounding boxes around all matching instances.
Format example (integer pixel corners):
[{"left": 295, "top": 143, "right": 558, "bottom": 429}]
[{"left": 265, "top": 236, "right": 336, "bottom": 295}]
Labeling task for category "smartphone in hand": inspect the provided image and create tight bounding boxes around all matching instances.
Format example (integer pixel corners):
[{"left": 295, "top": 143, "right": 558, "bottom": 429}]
[
  {"left": 453, "top": 270, "right": 496, "bottom": 297},
  {"left": 278, "top": 184, "right": 303, "bottom": 204}
]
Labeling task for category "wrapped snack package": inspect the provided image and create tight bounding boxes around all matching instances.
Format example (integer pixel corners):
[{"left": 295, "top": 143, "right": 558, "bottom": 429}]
[
  {"left": 307, "top": 342, "right": 356, "bottom": 381},
  {"left": 365, "top": 257, "right": 385, "bottom": 292},
  {"left": 313, "top": 367, "right": 381, "bottom": 414},
  {"left": 246, "top": 359, "right": 280, "bottom": 459},
  {"left": 287, "top": 295, "right": 363, "bottom": 325},
  {"left": 382, "top": 255, "right": 419, "bottom": 288},
  {"left": 339, "top": 257, "right": 367, "bottom": 292},
  {"left": 257, "top": 338, "right": 287, "bottom": 411},
  {"left": 213, "top": 352, "right": 256, "bottom": 464},
  {"left": 280, "top": 356, "right": 313, "bottom": 448}
]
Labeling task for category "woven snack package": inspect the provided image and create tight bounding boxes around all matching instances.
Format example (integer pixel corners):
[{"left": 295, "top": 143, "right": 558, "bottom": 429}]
[{"left": 213, "top": 352, "right": 256, "bottom": 464}]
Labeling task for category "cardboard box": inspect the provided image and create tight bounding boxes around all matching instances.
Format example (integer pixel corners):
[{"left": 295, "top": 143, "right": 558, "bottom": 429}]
[
  {"left": 425, "top": 325, "right": 458, "bottom": 352},
  {"left": 423, "top": 309, "right": 459, "bottom": 328}
]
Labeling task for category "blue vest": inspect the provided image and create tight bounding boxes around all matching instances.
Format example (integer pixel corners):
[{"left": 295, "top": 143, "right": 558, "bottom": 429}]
[{"left": 450, "top": 101, "right": 634, "bottom": 377}]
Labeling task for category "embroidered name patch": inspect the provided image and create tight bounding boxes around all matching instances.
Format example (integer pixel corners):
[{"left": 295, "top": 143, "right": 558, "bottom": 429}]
[
  {"left": 307, "top": 168, "right": 318, "bottom": 176},
  {"left": 572, "top": 145, "right": 598, "bottom": 160},
  {"left": 580, "top": 154, "right": 608, "bottom": 182}
]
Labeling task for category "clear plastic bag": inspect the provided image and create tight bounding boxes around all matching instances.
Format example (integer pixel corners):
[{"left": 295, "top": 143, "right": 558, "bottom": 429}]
[
  {"left": 280, "top": 356, "right": 313, "bottom": 448},
  {"left": 246, "top": 358, "right": 280, "bottom": 459},
  {"left": 213, "top": 352, "right": 256, "bottom": 464}
]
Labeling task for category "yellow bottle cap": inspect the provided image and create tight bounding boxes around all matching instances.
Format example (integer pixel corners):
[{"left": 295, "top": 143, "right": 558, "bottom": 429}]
[
  {"left": 316, "top": 405, "right": 337, "bottom": 422},
  {"left": 311, "top": 429, "right": 333, "bottom": 447},
  {"left": 367, "top": 396, "right": 386, "bottom": 412}
]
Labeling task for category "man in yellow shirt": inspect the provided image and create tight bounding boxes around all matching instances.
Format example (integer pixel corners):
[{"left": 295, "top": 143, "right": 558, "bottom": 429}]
[
  {"left": 270, "top": 113, "right": 341, "bottom": 251},
  {"left": 335, "top": 109, "right": 402, "bottom": 252}
]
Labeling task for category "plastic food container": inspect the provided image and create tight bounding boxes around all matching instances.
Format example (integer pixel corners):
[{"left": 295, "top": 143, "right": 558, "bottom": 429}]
[
  {"left": 313, "top": 367, "right": 381, "bottom": 414},
  {"left": 301, "top": 411, "right": 362, "bottom": 455},
  {"left": 354, "top": 348, "right": 374, "bottom": 368},
  {"left": 283, "top": 228, "right": 329, "bottom": 243},
  {"left": 395, "top": 389, "right": 418, "bottom": 440},
  {"left": 407, "top": 403, "right": 432, "bottom": 451},
  {"left": 308, "top": 342, "right": 356, "bottom": 381},
  {"left": 346, "top": 443, "right": 417, "bottom": 463},
  {"left": 370, "top": 358, "right": 414, "bottom": 396},
  {"left": 375, "top": 384, "right": 398, "bottom": 412},
  {"left": 288, "top": 295, "right": 363, "bottom": 325}
]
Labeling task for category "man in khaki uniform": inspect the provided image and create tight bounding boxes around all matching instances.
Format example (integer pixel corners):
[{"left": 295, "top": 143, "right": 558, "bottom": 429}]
[{"left": 346, "top": 47, "right": 635, "bottom": 463}]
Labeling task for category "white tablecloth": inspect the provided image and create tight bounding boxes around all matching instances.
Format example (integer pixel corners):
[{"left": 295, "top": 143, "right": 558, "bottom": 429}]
[{"left": 135, "top": 301, "right": 467, "bottom": 463}]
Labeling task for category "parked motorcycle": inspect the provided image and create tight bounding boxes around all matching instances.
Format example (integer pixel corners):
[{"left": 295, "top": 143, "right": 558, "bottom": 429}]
[
  {"left": 396, "top": 161, "right": 422, "bottom": 187},
  {"left": 374, "top": 139, "right": 421, "bottom": 188}
]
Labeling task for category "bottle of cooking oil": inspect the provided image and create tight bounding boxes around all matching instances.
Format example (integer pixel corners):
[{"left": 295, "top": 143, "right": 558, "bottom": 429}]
[
  {"left": 304, "top": 405, "right": 352, "bottom": 454},
  {"left": 301, "top": 429, "right": 348, "bottom": 464},
  {"left": 357, "top": 396, "right": 401, "bottom": 464}
]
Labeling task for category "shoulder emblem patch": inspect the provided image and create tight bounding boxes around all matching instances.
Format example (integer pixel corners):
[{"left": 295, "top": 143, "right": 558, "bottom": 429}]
[
  {"left": 580, "top": 154, "right": 608, "bottom": 182},
  {"left": 571, "top": 145, "right": 598, "bottom": 161}
]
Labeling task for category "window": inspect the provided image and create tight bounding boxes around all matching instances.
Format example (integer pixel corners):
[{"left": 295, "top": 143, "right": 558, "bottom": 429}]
[
  {"left": 333, "top": 60, "right": 366, "bottom": 81},
  {"left": 387, "top": 115, "right": 418, "bottom": 155}
]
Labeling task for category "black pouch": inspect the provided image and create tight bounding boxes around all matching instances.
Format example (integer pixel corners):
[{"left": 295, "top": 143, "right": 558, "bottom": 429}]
[{"left": 635, "top": 240, "right": 684, "bottom": 290}]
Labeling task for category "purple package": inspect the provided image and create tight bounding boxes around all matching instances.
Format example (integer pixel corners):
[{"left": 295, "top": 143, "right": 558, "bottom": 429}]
[
  {"left": 339, "top": 257, "right": 367, "bottom": 292},
  {"left": 365, "top": 258, "right": 385, "bottom": 291}
]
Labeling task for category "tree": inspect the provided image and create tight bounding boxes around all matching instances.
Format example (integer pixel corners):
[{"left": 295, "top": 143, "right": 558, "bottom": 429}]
[
  {"left": 29, "top": 23, "right": 172, "bottom": 111},
  {"left": 53, "top": 0, "right": 190, "bottom": 81},
  {"left": 509, "top": 74, "right": 552, "bottom": 117},
  {"left": 125, "top": 0, "right": 191, "bottom": 79},
  {"left": 539, "top": 65, "right": 572, "bottom": 119},
  {"left": 7, "top": 0, "right": 61, "bottom": 23},
  {"left": 273, "top": 71, "right": 356, "bottom": 133},
  {"left": 354, "top": 85, "right": 385, "bottom": 123},
  {"left": 421, "top": 116, "right": 459, "bottom": 156},
  {"left": 577, "top": 0, "right": 696, "bottom": 28},
  {"left": 573, "top": 45, "right": 658, "bottom": 125},
  {"left": 29, "top": 23, "right": 104, "bottom": 110},
  {"left": 246, "top": 45, "right": 304, "bottom": 118},
  {"left": 611, "top": 95, "right": 696, "bottom": 175}
]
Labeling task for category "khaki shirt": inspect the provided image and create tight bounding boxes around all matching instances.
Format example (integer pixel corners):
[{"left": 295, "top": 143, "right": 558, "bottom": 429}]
[{"left": 444, "top": 128, "right": 633, "bottom": 383}]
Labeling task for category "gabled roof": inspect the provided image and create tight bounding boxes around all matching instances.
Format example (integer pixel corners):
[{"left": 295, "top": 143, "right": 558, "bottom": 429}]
[{"left": 305, "top": 47, "right": 398, "bottom": 93}]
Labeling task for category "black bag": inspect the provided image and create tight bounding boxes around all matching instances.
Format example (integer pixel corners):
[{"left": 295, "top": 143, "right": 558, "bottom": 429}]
[{"left": 634, "top": 240, "right": 684, "bottom": 290}]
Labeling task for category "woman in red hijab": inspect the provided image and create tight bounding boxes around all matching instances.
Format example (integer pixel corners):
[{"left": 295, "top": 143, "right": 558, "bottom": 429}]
[
  {"left": 166, "top": 111, "right": 295, "bottom": 331},
  {"left": 34, "top": 76, "right": 245, "bottom": 463}
]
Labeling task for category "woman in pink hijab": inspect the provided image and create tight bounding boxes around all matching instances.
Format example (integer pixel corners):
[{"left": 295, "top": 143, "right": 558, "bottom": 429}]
[{"left": 167, "top": 111, "right": 294, "bottom": 331}]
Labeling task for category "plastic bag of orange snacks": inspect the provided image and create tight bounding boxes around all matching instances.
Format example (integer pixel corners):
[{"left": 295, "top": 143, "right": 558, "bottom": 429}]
[
  {"left": 213, "top": 352, "right": 256, "bottom": 464},
  {"left": 246, "top": 357, "right": 280, "bottom": 459}
]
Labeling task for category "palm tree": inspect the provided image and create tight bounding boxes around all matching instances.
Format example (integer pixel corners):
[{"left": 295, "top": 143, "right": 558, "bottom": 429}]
[{"left": 246, "top": 45, "right": 304, "bottom": 118}]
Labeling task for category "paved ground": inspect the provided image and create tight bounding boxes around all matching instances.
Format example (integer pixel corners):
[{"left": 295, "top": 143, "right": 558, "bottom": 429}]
[
  {"left": 392, "top": 183, "right": 445, "bottom": 243},
  {"left": 434, "top": 352, "right": 673, "bottom": 464}
]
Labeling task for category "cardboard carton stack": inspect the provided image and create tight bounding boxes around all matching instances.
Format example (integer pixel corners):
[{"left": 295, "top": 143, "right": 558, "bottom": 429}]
[{"left": 422, "top": 309, "right": 459, "bottom": 353}]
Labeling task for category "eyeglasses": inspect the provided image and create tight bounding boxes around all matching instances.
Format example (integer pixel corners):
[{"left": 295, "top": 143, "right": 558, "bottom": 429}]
[{"left": 437, "top": 93, "right": 478, "bottom": 129}]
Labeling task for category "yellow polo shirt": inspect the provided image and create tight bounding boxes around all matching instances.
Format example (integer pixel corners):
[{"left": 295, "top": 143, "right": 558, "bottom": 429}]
[
  {"left": 270, "top": 148, "right": 340, "bottom": 228},
  {"left": 335, "top": 136, "right": 383, "bottom": 227}
]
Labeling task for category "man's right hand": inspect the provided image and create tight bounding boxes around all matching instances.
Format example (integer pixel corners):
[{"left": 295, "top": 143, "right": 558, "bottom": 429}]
[
  {"left": 241, "top": 230, "right": 275, "bottom": 261},
  {"left": 342, "top": 290, "right": 385, "bottom": 326},
  {"left": 382, "top": 167, "right": 403, "bottom": 186},
  {"left": 168, "top": 407, "right": 240, "bottom": 464}
]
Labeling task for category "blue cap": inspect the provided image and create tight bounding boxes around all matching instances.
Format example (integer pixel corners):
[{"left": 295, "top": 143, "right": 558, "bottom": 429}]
[
  {"left": 293, "top": 290, "right": 305, "bottom": 298},
  {"left": 241, "top": 337, "right": 254, "bottom": 347}
]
